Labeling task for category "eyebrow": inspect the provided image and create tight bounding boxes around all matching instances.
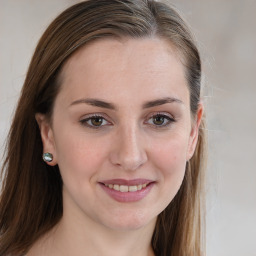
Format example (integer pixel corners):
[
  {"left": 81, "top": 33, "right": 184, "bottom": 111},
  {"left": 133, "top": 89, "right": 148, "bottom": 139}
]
[
  {"left": 142, "top": 97, "right": 183, "bottom": 108},
  {"left": 70, "top": 98, "right": 116, "bottom": 109},
  {"left": 70, "top": 97, "right": 183, "bottom": 110}
]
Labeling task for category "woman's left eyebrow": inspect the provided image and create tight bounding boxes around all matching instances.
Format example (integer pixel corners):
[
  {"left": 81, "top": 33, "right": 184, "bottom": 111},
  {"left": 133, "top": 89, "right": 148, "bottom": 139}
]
[{"left": 142, "top": 97, "right": 183, "bottom": 109}]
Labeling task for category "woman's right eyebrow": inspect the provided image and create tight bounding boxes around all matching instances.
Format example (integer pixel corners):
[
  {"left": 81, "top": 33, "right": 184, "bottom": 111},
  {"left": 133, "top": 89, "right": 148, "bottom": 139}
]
[{"left": 70, "top": 98, "right": 116, "bottom": 110}]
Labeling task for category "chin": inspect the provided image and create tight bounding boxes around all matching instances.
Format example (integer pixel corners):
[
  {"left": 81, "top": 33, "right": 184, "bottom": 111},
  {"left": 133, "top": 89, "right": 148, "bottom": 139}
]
[{"left": 103, "top": 211, "right": 156, "bottom": 231}]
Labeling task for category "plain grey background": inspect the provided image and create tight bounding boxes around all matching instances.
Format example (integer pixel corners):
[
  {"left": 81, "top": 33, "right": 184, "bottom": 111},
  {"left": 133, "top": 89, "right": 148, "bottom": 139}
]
[{"left": 0, "top": 1, "right": 255, "bottom": 255}]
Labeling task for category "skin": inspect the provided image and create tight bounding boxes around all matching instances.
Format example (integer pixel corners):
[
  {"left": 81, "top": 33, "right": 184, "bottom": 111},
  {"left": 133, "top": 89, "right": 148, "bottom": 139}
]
[{"left": 32, "top": 37, "right": 203, "bottom": 256}]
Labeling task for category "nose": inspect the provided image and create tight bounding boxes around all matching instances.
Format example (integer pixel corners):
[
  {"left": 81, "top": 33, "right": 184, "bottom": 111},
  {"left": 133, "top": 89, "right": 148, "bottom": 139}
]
[{"left": 109, "top": 124, "right": 148, "bottom": 171}]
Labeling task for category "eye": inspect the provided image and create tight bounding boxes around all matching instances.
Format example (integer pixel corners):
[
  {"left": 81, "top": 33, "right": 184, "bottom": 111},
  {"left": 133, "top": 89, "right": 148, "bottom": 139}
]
[
  {"left": 80, "top": 114, "right": 111, "bottom": 129},
  {"left": 147, "top": 113, "right": 175, "bottom": 128}
]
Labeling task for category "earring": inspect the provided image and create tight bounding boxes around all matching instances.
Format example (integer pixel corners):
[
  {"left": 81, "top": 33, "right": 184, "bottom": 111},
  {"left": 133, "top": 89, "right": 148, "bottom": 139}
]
[{"left": 43, "top": 152, "right": 53, "bottom": 162}]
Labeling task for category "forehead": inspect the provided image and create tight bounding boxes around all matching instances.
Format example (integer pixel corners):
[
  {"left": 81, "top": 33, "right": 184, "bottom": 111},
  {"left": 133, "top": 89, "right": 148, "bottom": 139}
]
[{"left": 57, "top": 37, "right": 189, "bottom": 106}]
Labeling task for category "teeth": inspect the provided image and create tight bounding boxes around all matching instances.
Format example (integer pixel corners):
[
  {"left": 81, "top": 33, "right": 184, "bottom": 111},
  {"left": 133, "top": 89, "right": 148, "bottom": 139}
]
[
  {"left": 129, "top": 185, "right": 137, "bottom": 192},
  {"left": 105, "top": 183, "right": 148, "bottom": 192},
  {"left": 120, "top": 185, "right": 128, "bottom": 192},
  {"left": 113, "top": 184, "right": 119, "bottom": 191}
]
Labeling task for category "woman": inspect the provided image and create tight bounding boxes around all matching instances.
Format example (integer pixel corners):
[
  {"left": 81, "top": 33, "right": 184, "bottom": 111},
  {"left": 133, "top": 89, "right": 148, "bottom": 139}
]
[{"left": 0, "top": 0, "right": 206, "bottom": 255}]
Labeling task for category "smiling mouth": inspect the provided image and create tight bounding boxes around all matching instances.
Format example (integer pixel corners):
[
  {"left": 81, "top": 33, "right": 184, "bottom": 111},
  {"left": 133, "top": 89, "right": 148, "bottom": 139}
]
[
  {"left": 99, "top": 179, "right": 155, "bottom": 202},
  {"left": 103, "top": 183, "right": 148, "bottom": 192}
]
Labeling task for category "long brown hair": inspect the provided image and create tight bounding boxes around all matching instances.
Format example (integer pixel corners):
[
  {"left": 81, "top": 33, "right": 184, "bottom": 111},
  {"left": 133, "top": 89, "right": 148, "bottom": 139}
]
[{"left": 0, "top": 1, "right": 206, "bottom": 255}]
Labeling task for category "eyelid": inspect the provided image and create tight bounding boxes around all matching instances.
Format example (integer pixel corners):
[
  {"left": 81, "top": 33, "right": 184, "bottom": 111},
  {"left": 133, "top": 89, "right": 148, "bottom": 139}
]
[
  {"left": 146, "top": 111, "right": 175, "bottom": 120},
  {"left": 80, "top": 113, "right": 109, "bottom": 120}
]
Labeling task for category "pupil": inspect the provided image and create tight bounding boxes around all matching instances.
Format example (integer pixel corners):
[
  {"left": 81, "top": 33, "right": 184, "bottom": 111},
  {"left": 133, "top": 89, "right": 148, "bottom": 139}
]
[
  {"left": 154, "top": 116, "right": 164, "bottom": 125},
  {"left": 92, "top": 117, "right": 103, "bottom": 126}
]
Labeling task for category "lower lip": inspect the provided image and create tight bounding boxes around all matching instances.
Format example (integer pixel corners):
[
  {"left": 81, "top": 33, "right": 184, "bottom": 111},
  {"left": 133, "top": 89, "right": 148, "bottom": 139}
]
[{"left": 99, "top": 183, "right": 155, "bottom": 203}]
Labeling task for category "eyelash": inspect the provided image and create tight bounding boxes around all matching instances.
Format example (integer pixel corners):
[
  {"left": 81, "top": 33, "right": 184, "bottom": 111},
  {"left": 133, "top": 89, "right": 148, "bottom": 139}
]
[{"left": 79, "top": 112, "right": 176, "bottom": 129}]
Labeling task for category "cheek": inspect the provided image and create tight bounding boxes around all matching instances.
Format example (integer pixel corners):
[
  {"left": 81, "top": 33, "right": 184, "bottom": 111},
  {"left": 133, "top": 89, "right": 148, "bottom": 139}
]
[
  {"left": 53, "top": 128, "right": 107, "bottom": 183},
  {"left": 150, "top": 135, "right": 188, "bottom": 195},
  {"left": 152, "top": 133, "right": 188, "bottom": 171}
]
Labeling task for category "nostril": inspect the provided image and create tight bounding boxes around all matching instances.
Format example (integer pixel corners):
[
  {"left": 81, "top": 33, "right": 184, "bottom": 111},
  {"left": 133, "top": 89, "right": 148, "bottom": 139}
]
[{"left": 108, "top": 131, "right": 148, "bottom": 170}]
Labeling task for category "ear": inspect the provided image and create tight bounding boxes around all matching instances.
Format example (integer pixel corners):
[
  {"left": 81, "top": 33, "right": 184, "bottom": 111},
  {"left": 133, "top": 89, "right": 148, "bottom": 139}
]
[
  {"left": 35, "top": 113, "right": 58, "bottom": 166},
  {"left": 186, "top": 102, "right": 204, "bottom": 161}
]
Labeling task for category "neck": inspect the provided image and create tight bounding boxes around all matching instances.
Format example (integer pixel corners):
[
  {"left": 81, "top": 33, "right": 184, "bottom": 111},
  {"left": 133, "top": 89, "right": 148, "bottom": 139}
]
[
  {"left": 29, "top": 194, "right": 156, "bottom": 256},
  {"left": 48, "top": 215, "right": 156, "bottom": 256}
]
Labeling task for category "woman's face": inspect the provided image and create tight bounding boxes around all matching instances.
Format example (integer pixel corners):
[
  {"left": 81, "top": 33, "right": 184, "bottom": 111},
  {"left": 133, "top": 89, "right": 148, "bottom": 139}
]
[{"left": 38, "top": 38, "right": 202, "bottom": 231}]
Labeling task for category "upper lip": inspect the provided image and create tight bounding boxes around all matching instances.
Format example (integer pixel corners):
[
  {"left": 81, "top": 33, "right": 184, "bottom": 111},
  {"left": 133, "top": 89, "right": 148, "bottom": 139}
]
[{"left": 99, "top": 179, "right": 154, "bottom": 186}]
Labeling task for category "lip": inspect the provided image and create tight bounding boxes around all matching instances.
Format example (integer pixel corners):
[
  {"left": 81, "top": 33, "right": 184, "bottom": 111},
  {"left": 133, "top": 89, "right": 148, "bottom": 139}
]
[
  {"left": 100, "top": 178, "right": 153, "bottom": 186},
  {"left": 98, "top": 179, "right": 155, "bottom": 203}
]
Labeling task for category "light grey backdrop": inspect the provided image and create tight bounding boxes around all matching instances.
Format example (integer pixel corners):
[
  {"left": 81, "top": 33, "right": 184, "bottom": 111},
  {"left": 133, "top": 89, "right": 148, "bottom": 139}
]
[{"left": 0, "top": 1, "right": 255, "bottom": 256}]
